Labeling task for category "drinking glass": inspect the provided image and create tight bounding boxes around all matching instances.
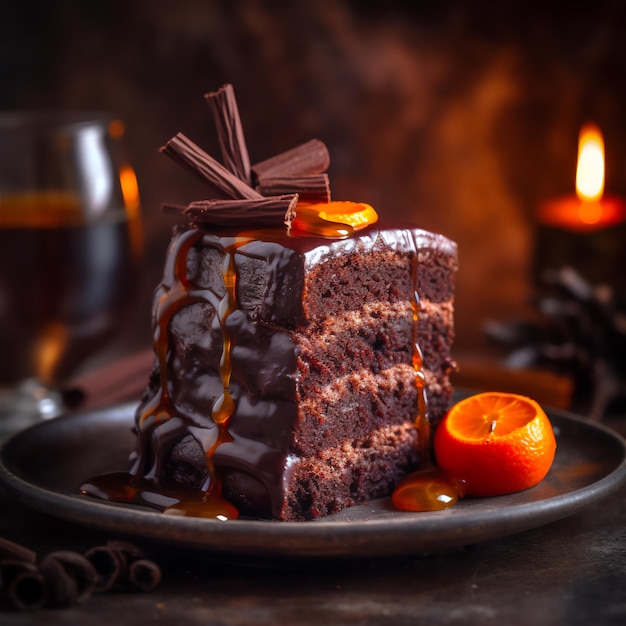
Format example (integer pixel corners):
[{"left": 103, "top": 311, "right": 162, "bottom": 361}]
[{"left": 0, "top": 112, "right": 142, "bottom": 435}]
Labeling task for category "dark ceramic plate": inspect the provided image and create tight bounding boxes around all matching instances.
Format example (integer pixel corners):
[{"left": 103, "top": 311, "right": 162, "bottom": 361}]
[{"left": 0, "top": 402, "right": 624, "bottom": 559}]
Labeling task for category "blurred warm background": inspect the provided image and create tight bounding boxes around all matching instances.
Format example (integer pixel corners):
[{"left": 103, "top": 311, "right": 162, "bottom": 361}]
[{"left": 2, "top": 0, "right": 625, "bottom": 415}]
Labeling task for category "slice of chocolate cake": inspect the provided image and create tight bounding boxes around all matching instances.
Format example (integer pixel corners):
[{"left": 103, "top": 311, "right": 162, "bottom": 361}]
[
  {"left": 85, "top": 85, "right": 457, "bottom": 521},
  {"left": 130, "top": 220, "right": 456, "bottom": 521}
]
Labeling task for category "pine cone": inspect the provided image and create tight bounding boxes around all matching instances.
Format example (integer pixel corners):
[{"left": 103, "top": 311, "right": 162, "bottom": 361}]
[{"left": 485, "top": 267, "right": 626, "bottom": 420}]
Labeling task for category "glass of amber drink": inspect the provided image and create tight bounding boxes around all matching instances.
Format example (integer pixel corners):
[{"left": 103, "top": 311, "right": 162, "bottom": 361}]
[{"left": 0, "top": 112, "right": 142, "bottom": 434}]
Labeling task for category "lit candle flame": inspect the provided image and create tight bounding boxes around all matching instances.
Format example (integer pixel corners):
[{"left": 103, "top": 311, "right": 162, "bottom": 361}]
[
  {"left": 575, "top": 123, "right": 605, "bottom": 225},
  {"left": 576, "top": 123, "right": 604, "bottom": 202},
  {"left": 537, "top": 122, "right": 625, "bottom": 232}
]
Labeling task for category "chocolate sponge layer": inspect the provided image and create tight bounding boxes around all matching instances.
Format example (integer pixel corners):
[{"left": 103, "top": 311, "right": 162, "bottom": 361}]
[{"left": 134, "top": 224, "right": 457, "bottom": 520}]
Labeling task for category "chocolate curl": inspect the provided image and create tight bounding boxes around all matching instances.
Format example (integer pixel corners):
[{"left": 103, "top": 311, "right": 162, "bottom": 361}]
[
  {"left": 84, "top": 541, "right": 161, "bottom": 593},
  {"left": 205, "top": 84, "right": 252, "bottom": 184},
  {"left": 84, "top": 545, "right": 123, "bottom": 592},
  {"left": 105, "top": 541, "right": 161, "bottom": 593},
  {"left": 40, "top": 551, "right": 97, "bottom": 604},
  {"left": 39, "top": 555, "right": 78, "bottom": 608},
  {"left": 6, "top": 563, "right": 47, "bottom": 611},
  {"left": 160, "top": 133, "right": 262, "bottom": 201},
  {"left": 252, "top": 139, "right": 330, "bottom": 180},
  {"left": 128, "top": 559, "right": 162, "bottom": 592},
  {"left": 165, "top": 193, "right": 298, "bottom": 229},
  {"left": 256, "top": 174, "right": 331, "bottom": 203},
  {"left": 0, "top": 537, "right": 37, "bottom": 564}
]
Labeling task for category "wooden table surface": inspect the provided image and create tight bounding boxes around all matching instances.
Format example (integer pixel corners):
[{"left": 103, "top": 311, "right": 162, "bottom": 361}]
[{"left": 1, "top": 351, "right": 625, "bottom": 626}]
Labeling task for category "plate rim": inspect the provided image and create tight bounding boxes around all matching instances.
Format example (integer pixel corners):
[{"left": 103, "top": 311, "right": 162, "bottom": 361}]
[{"left": 1, "top": 402, "right": 625, "bottom": 558}]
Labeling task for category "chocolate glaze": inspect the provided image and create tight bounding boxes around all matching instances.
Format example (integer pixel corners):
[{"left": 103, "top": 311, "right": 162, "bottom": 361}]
[{"left": 124, "top": 224, "right": 456, "bottom": 519}]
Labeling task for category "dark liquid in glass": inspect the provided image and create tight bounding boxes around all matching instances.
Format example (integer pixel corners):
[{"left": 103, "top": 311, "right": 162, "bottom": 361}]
[{"left": 0, "top": 192, "right": 141, "bottom": 386}]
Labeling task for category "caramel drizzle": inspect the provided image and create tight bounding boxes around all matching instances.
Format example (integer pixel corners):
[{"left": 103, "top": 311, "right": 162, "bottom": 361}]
[
  {"left": 138, "top": 231, "right": 206, "bottom": 435},
  {"left": 391, "top": 254, "right": 462, "bottom": 512},
  {"left": 410, "top": 257, "right": 430, "bottom": 467},
  {"left": 134, "top": 229, "right": 250, "bottom": 518}
]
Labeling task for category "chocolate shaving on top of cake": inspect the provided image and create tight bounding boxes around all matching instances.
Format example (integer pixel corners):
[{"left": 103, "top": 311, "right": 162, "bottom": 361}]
[
  {"left": 251, "top": 138, "right": 330, "bottom": 179},
  {"left": 256, "top": 174, "right": 331, "bottom": 203},
  {"left": 204, "top": 84, "right": 252, "bottom": 185},
  {"left": 160, "top": 84, "right": 347, "bottom": 232},
  {"left": 171, "top": 194, "right": 299, "bottom": 229},
  {"left": 160, "top": 133, "right": 262, "bottom": 201}
]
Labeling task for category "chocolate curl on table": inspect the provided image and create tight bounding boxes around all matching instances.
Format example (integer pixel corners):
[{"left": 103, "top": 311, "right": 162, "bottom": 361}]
[
  {"left": 84, "top": 541, "right": 161, "bottom": 593},
  {"left": 205, "top": 84, "right": 252, "bottom": 184},
  {"left": 128, "top": 560, "right": 162, "bottom": 592},
  {"left": 0, "top": 538, "right": 161, "bottom": 611},
  {"left": 39, "top": 551, "right": 97, "bottom": 607},
  {"left": 256, "top": 174, "right": 331, "bottom": 203},
  {"left": 163, "top": 193, "right": 299, "bottom": 229},
  {"left": 84, "top": 545, "right": 124, "bottom": 592},
  {"left": 0, "top": 538, "right": 42, "bottom": 610},
  {"left": 252, "top": 139, "right": 330, "bottom": 180},
  {"left": 3, "top": 561, "right": 47, "bottom": 611},
  {"left": 160, "top": 133, "right": 262, "bottom": 200},
  {"left": 0, "top": 537, "right": 37, "bottom": 564}
]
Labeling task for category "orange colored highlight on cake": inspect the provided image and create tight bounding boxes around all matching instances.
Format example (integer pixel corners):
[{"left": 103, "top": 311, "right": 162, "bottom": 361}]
[{"left": 291, "top": 201, "right": 378, "bottom": 238}]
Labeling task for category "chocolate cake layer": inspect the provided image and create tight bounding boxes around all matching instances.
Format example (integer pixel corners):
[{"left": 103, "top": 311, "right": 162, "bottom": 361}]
[{"left": 131, "top": 224, "right": 457, "bottom": 520}]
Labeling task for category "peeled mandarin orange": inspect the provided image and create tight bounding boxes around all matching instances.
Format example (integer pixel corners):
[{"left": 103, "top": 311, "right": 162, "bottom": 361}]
[{"left": 433, "top": 392, "right": 557, "bottom": 497}]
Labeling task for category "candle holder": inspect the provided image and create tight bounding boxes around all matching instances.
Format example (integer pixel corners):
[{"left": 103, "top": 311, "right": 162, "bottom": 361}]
[
  {"left": 533, "top": 121, "right": 626, "bottom": 307},
  {"left": 533, "top": 196, "right": 626, "bottom": 308}
]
